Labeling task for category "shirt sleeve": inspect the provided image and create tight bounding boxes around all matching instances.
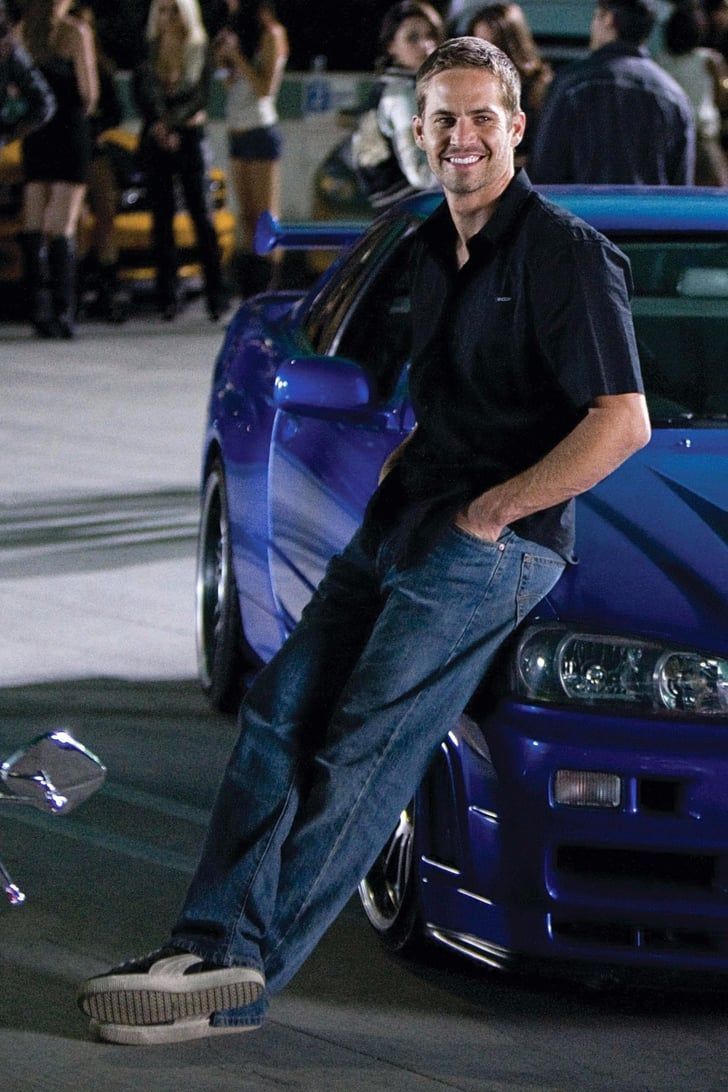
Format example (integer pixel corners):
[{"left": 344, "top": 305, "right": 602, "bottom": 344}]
[
  {"left": 378, "top": 90, "right": 434, "bottom": 189},
  {"left": 669, "top": 101, "right": 696, "bottom": 185},
  {"left": 528, "top": 77, "right": 574, "bottom": 183},
  {"left": 531, "top": 237, "right": 644, "bottom": 408}
]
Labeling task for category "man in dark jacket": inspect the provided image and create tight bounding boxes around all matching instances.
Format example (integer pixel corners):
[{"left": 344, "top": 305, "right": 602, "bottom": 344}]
[
  {"left": 530, "top": 0, "right": 695, "bottom": 184},
  {"left": 0, "top": 0, "right": 55, "bottom": 149}
]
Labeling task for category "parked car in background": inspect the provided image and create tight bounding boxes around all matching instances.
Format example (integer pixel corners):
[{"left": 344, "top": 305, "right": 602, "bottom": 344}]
[
  {"left": 0, "top": 129, "right": 235, "bottom": 304},
  {"left": 196, "top": 187, "right": 727, "bottom": 985}
]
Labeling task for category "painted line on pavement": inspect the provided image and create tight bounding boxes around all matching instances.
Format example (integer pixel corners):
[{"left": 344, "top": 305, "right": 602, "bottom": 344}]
[
  {"left": 1, "top": 779, "right": 214, "bottom": 876},
  {"left": 102, "top": 781, "right": 211, "bottom": 826},
  {"left": 2, "top": 807, "right": 197, "bottom": 875}
]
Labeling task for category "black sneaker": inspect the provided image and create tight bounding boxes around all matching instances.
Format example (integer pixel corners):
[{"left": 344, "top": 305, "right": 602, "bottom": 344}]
[{"left": 77, "top": 947, "right": 265, "bottom": 1043}]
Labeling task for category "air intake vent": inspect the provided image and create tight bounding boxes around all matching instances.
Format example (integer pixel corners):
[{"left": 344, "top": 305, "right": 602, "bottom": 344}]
[
  {"left": 556, "top": 846, "right": 716, "bottom": 888},
  {"left": 639, "top": 778, "right": 681, "bottom": 815},
  {"left": 553, "top": 919, "right": 728, "bottom": 955}
]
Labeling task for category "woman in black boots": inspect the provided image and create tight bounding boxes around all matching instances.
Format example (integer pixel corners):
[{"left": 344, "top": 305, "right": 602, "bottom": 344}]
[
  {"left": 75, "top": 2, "right": 129, "bottom": 324},
  {"left": 133, "top": 0, "right": 224, "bottom": 322},
  {"left": 20, "top": 0, "right": 98, "bottom": 338}
]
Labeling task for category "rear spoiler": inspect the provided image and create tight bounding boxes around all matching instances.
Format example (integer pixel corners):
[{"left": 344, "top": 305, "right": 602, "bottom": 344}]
[{"left": 254, "top": 211, "right": 368, "bottom": 255}]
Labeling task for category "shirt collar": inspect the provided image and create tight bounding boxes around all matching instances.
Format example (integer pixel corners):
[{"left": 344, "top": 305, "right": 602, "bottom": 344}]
[
  {"left": 418, "top": 168, "right": 535, "bottom": 268},
  {"left": 590, "top": 41, "right": 650, "bottom": 62}
]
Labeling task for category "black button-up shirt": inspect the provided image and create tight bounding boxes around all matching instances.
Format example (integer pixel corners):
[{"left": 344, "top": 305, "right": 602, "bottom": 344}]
[
  {"left": 530, "top": 42, "right": 695, "bottom": 185},
  {"left": 363, "top": 170, "right": 644, "bottom": 567}
]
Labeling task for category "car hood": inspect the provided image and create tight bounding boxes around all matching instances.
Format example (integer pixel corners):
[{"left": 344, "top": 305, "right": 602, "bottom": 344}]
[{"left": 550, "top": 428, "right": 727, "bottom": 654}]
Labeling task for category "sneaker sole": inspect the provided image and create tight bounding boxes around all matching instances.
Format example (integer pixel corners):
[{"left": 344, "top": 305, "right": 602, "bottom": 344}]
[
  {"left": 78, "top": 967, "right": 264, "bottom": 1026},
  {"left": 90, "top": 1016, "right": 261, "bottom": 1045}
]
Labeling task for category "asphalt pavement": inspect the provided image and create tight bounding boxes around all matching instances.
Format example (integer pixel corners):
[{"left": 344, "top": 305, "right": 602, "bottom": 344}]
[{"left": 1, "top": 301, "right": 728, "bottom": 1091}]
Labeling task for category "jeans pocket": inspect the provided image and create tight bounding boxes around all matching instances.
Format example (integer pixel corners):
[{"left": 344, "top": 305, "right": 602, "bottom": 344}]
[
  {"left": 450, "top": 523, "right": 512, "bottom": 550},
  {"left": 516, "top": 552, "right": 565, "bottom": 626}
]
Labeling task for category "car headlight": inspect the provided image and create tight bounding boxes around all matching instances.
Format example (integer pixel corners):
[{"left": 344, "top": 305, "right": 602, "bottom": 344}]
[{"left": 514, "top": 625, "right": 728, "bottom": 717}]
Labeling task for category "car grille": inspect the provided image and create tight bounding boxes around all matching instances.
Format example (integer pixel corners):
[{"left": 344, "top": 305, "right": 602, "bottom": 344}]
[
  {"left": 552, "top": 918, "right": 728, "bottom": 956},
  {"left": 556, "top": 845, "right": 717, "bottom": 889},
  {"left": 550, "top": 844, "right": 728, "bottom": 958}
]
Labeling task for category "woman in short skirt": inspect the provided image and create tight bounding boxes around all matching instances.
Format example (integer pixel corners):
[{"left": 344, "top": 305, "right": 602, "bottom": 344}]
[{"left": 214, "top": 1, "right": 288, "bottom": 293}]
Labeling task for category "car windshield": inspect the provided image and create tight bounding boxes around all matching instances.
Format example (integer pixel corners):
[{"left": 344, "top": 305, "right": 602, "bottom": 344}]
[{"left": 617, "top": 237, "right": 727, "bottom": 426}]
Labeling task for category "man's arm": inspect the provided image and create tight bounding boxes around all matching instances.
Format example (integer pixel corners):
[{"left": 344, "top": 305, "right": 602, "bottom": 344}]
[
  {"left": 669, "top": 103, "right": 696, "bottom": 185},
  {"left": 68, "top": 17, "right": 99, "bottom": 116},
  {"left": 455, "top": 393, "right": 651, "bottom": 541},
  {"left": 527, "top": 78, "right": 572, "bottom": 183},
  {"left": 386, "top": 92, "right": 434, "bottom": 190}
]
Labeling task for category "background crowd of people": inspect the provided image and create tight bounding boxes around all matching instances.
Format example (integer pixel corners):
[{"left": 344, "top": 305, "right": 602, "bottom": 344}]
[{"left": 0, "top": 0, "right": 726, "bottom": 339}]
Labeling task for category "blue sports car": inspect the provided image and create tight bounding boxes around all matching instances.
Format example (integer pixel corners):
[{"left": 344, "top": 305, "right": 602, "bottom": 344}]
[{"left": 195, "top": 187, "right": 728, "bottom": 983}]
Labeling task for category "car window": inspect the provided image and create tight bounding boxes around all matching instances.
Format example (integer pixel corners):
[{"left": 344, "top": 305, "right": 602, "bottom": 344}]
[
  {"left": 331, "top": 238, "right": 414, "bottom": 402},
  {"left": 618, "top": 238, "right": 728, "bottom": 424},
  {"left": 301, "top": 219, "right": 409, "bottom": 353}
]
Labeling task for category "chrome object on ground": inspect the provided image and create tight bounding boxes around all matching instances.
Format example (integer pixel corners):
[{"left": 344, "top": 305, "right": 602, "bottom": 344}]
[{"left": 0, "top": 731, "right": 106, "bottom": 904}]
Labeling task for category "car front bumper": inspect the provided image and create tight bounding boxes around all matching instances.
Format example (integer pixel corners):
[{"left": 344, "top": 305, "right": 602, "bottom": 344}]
[{"left": 418, "top": 700, "right": 728, "bottom": 977}]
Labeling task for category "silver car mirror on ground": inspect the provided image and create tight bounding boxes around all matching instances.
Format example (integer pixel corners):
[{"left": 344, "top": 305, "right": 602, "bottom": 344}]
[{"left": 0, "top": 731, "right": 106, "bottom": 904}]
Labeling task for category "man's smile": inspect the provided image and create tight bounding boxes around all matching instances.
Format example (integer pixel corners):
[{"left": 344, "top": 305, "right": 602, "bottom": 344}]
[{"left": 443, "top": 153, "right": 486, "bottom": 165}]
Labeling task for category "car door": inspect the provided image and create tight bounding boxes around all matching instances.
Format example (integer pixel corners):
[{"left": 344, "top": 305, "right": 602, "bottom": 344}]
[{"left": 267, "top": 221, "right": 417, "bottom": 631}]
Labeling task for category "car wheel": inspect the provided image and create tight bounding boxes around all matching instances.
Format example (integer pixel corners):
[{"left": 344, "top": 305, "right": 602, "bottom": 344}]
[
  {"left": 358, "top": 800, "right": 423, "bottom": 953},
  {"left": 196, "top": 459, "right": 250, "bottom": 713}
]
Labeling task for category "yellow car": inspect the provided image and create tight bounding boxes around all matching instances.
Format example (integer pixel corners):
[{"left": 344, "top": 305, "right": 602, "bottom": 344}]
[
  {"left": 0, "top": 128, "right": 235, "bottom": 292},
  {"left": 0, "top": 138, "right": 24, "bottom": 285}
]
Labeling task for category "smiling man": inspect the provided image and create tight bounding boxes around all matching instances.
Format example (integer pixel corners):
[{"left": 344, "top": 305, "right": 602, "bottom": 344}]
[
  {"left": 367, "top": 36, "right": 651, "bottom": 562},
  {"left": 77, "top": 38, "right": 650, "bottom": 1046}
]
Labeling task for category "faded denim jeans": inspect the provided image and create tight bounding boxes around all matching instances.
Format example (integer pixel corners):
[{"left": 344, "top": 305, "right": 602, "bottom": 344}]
[{"left": 171, "top": 524, "right": 565, "bottom": 1026}]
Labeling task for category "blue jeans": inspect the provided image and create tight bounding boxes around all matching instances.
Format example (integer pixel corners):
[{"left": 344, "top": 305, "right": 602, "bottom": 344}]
[{"left": 171, "top": 525, "right": 565, "bottom": 1026}]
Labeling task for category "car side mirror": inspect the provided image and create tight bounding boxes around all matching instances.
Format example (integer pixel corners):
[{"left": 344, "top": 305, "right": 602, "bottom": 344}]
[
  {"left": 274, "top": 356, "right": 374, "bottom": 416},
  {"left": 0, "top": 731, "right": 106, "bottom": 814}
]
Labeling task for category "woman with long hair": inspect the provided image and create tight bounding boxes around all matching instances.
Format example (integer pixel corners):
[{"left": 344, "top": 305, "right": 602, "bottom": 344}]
[
  {"left": 354, "top": 0, "right": 442, "bottom": 208},
  {"left": 134, "top": 0, "right": 224, "bottom": 320},
  {"left": 214, "top": 1, "right": 288, "bottom": 294},
  {"left": 657, "top": 0, "right": 728, "bottom": 186},
  {"left": 467, "top": 3, "right": 552, "bottom": 169},
  {"left": 20, "top": 0, "right": 98, "bottom": 338}
]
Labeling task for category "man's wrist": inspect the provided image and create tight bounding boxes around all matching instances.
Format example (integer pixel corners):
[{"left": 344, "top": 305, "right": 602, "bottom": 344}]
[{"left": 471, "top": 486, "right": 512, "bottom": 529}]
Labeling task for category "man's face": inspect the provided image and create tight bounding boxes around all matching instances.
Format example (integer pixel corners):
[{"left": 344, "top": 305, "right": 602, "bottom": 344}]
[
  {"left": 413, "top": 68, "right": 525, "bottom": 201},
  {"left": 590, "top": 3, "right": 615, "bottom": 49}
]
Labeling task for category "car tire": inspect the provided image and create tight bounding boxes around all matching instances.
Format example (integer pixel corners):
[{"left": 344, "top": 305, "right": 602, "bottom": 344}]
[
  {"left": 358, "top": 800, "right": 424, "bottom": 954},
  {"left": 196, "top": 459, "right": 252, "bottom": 713}
]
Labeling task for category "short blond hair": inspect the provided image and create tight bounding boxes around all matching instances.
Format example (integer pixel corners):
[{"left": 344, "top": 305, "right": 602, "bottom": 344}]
[{"left": 416, "top": 36, "right": 521, "bottom": 117}]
